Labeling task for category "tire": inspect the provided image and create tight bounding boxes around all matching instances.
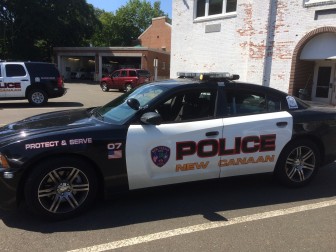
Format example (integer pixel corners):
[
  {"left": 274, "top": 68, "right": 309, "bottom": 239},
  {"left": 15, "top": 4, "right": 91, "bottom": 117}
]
[
  {"left": 28, "top": 89, "right": 48, "bottom": 106},
  {"left": 24, "top": 157, "right": 98, "bottom": 220},
  {"left": 125, "top": 83, "right": 132, "bottom": 92},
  {"left": 101, "top": 82, "right": 109, "bottom": 92},
  {"left": 274, "top": 139, "right": 320, "bottom": 187}
]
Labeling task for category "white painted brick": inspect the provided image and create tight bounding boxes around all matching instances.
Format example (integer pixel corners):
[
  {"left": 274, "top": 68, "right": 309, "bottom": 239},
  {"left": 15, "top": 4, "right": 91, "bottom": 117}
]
[{"left": 171, "top": 0, "right": 336, "bottom": 93}]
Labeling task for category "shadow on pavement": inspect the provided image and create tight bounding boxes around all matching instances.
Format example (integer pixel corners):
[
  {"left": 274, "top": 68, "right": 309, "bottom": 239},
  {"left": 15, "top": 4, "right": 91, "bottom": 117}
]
[
  {"left": 0, "top": 102, "right": 84, "bottom": 109},
  {"left": 1, "top": 163, "right": 336, "bottom": 233}
]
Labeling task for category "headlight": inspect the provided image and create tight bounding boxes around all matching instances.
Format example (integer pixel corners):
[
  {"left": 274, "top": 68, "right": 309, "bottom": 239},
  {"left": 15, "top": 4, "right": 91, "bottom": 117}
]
[{"left": 0, "top": 153, "right": 10, "bottom": 169}]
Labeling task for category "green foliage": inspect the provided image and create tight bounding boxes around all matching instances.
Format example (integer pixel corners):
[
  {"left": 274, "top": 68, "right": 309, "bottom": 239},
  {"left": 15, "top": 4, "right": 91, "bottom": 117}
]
[
  {"left": 90, "top": 0, "right": 168, "bottom": 47},
  {"left": 0, "top": 0, "right": 169, "bottom": 60},
  {"left": 0, "top": 0, "right": 100, "bottom": 61}
]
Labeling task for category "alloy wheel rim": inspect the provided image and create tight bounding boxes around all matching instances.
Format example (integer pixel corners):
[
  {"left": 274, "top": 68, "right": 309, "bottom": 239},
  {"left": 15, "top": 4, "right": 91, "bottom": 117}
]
[
  {"left": 38, "top": 167, "right": 90, "bottom": 213},
  {"left": 32, "top": 92, "right": 44, "bottom": 104},
  {"left": 285, "top": 146, "right": 316, "bottom": 182}
]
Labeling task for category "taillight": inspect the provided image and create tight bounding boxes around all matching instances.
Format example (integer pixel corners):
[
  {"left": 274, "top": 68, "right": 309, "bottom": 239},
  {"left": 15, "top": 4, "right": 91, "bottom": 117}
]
[{"left": 57, "top": 76, "right": 63, "bottom": 88}]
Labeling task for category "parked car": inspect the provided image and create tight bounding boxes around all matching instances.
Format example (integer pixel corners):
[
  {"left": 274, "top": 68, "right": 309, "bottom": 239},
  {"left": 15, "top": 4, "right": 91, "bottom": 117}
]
[
  {"left": 1, "top": 72, "right": 336, "bottom": 220},
  {"left": 74, "top": 68, "right": 94, "bottom": 80},
  {"left": 0, "top": 61, "right": 66, "bottom": 106},
  {"left": 100, "top": 69, "right": 151, "bottom": 92}
]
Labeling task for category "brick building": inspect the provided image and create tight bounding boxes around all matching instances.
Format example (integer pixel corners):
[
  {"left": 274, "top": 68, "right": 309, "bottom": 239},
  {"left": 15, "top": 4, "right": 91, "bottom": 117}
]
[
  {"left": 171, "top": 0, "right": 336, "bottom": 104},
  {"left": 138, "top": 16, "right": 172, "bottom": 52},
  {"left": 54, "top": 16, "right": 171, "bottom": 81}
]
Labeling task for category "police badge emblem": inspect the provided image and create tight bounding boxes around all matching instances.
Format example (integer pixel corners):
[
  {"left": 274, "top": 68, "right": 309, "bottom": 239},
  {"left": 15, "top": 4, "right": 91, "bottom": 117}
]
[{"left": 151, "top": 146, "right": 170, "bottom": 167}]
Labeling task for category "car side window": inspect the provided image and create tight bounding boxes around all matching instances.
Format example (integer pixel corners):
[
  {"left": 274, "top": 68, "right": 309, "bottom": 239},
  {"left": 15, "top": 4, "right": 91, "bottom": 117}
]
[
  {"left": 153, "top": 89, "right": 217, "bottom": 123},
  {"left": 226, "top": 91, "right": 281, "bottom": 116},
  {"left": 5, "top": 64, "right": 26, "bottom": 77},
  {"left": 112, "top": 71, "right": 120, "bottom": 78},
  {"left": 129, "top": 71, "right": 137, "bottom": 77},
  {"left": 121, "top": 70, "right": 127, "bottom": 77}
]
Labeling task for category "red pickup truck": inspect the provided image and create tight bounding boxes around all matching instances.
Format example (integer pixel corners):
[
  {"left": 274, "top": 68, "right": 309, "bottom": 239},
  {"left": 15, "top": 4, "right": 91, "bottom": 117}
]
[{"left": 100, "top": 69, "right": 151, "bottom": 92}]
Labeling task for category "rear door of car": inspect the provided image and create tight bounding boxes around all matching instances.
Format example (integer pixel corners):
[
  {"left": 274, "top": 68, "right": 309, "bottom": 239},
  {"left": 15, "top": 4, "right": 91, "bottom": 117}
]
[
  {"left": 2, "top": 63, "right": 30, "bottom": 98},
  {"left": 219, "top": 86, "right": 293, "bottom": 177}
]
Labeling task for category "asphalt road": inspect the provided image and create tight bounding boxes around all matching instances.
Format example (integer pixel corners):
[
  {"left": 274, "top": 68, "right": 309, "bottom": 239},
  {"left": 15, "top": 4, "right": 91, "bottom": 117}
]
[{"left": 0, "top": 82, "right": 336, "bottom": 251}]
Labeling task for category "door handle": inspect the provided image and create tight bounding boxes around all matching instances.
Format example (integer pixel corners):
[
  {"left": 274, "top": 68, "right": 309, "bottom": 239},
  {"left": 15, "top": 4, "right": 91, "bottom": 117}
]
[
  {"left": 21, "top": 79, "right": 29, "bottom": 81},
  {"left": 276, "top": 121, "right": 288, "bottom": 127},
  {"left": 206, "top": 131, "right": 219, "bottom": 137}
]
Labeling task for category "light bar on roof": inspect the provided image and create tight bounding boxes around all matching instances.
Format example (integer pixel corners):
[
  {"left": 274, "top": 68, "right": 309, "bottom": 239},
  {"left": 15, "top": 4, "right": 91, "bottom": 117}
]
[{"left": 177, "top": 72, "right": 239, "bottom": 80}]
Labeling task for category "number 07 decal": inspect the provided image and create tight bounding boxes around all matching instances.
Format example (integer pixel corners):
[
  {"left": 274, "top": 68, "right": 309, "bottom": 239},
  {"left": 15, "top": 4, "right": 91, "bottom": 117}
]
[{"left": 107, "top": 142, "right": 123, "bottom": 159}]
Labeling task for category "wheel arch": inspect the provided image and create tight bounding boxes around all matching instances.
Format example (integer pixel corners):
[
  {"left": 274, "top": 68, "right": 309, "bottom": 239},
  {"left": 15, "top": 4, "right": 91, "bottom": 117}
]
[
  {"left": 25, "top": 83, "right": 48, "bottom": 97},
  {"left": 279, "top": 134, "right": 325, "bottom": 165},
  {"left": 16, "top": 153, "right": 105, "bottom": 205}
]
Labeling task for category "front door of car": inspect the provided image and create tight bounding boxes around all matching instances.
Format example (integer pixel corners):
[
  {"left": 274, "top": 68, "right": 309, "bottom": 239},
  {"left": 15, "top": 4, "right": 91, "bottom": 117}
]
[
  {"left": 110, "top": 71, "right": 121, "bottom": 89},
  {"left": 0, "top": 64, "right": 4, "bottom": 97},
  {"left": 219, "top": 90, "right": 293, "bottom": 178},
  {"left": 125, "top": 88, "right": 222, "bottom": 190}
]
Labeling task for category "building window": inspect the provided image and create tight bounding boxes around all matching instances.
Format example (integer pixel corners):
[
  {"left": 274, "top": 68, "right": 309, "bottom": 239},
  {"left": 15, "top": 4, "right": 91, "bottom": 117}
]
[
  {"left": 196, "top": 0, "right": 237, "bottom": 18},
  {"left": 304, "top": 0, "right": 336, "bottom": 7}
]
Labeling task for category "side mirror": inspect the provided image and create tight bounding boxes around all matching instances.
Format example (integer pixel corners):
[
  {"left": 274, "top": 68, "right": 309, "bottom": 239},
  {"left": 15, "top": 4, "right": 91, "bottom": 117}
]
[
  {"left": 140, "top": 112, "right": 162, "bottom": 125},
  {"left": 127, "top": 98, "right": 140, "bottom": 110}
]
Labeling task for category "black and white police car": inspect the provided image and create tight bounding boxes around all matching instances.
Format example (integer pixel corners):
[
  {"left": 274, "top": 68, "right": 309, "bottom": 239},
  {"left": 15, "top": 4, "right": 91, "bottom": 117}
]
[{"left": 1, "top": 72, "right": 336, "bottom": 219}]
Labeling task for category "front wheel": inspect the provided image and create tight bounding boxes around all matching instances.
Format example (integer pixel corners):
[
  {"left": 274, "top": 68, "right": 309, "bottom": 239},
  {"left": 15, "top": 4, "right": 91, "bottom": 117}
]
[
  {"left": 101, "top": 82, "right": 109, "bottom": 92},
  {"left": 274, "top": 140, "right": 320, "bottom": 187},
  {"left": 28, "top": 89, "right": 48, "bottom": 106},
  {"left": 24, "top": 157, "right": 98, "bottom": 220}
]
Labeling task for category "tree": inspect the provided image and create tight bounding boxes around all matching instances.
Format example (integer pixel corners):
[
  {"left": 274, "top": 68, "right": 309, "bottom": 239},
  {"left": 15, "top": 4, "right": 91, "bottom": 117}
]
[
  {"left": 90, "top": 0, "right": 168, "bottom": 47},
  {"left": 0, "top": 0, "right": 100, "bottom": 61}
]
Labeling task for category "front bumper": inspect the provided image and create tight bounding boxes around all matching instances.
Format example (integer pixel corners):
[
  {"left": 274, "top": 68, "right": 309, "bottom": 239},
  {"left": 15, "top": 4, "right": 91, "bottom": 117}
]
[{"left": 0, "top": 170, "right": 20, "bottom": 210}]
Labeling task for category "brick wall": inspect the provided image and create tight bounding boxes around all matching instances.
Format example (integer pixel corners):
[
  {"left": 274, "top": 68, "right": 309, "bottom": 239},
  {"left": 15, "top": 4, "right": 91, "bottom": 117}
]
[
  {"left": 138, "top": 17, "right": 172, "bottom": 52},
  {"left": 171, "top": 0, "right": 336, "bottom": 93}
]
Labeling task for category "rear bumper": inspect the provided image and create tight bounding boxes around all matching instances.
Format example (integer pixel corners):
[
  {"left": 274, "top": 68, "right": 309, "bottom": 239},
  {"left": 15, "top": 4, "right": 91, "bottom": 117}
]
[{"left": 48, "top": 87, "right": 67, "bottom": 98}]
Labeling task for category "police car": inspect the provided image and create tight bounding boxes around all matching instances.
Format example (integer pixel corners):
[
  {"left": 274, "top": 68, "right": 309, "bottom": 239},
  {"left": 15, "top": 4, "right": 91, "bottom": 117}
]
[
  {"left": 1, "top": 72, "right": 336, "bottom": 220},
  {"left": 0, "top": 61, "right": 66, "bottom": 106}
]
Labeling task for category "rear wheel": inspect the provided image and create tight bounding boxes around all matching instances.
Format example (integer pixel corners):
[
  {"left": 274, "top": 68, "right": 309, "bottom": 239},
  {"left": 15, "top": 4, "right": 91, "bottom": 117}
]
[
  {"left": 274, "top": 139, "right": 320, "bottom": 187},
  {"left": 28, "top": 89, "right": 48, "bottom": 106},
  {"left": 125, "top": 83, "right": 132, "bottom": 92},
  {"left": 24, "top": 157, "right": 98, "bottom": 220},
  {"left": 101, "top": 82, "right": 109, "bottom": 92}
]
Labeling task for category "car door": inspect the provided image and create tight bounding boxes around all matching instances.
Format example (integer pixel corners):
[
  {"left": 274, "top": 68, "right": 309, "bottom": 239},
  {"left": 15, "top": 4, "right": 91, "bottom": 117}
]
[
  {"left": 119, "top": 70, "right": 128, "bottom": 89},
  {"left": 125, "top": 87, "right": 223, "bottom": 190},
  {"left": 3, "top": 63, "right": 30, "bottom": 98},
  {"left": 109, "top": 70, "right": 121, "bottom": 89},
  {"left": 219, "top": 89, "right": 293, "bottom": 177},
  {"left": 0, "top": 64, "right": 4, "bottom": 98}
]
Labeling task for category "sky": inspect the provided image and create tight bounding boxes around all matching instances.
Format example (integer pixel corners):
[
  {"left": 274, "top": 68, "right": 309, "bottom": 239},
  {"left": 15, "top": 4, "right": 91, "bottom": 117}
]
[{"left": 86, "top": 0, "right": 172, "bottom": 18}]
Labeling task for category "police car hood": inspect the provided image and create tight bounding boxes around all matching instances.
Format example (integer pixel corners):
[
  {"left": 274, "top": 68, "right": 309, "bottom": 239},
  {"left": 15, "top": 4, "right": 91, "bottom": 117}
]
[{"left": 0, "top": 108, "right": 95, "bottom": 143}]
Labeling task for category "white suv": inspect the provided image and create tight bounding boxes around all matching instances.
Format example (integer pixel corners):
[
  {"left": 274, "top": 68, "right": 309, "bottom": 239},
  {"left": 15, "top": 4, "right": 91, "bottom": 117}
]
[{"left": 0, "top": 61, "right": 66, "bottom": 106}]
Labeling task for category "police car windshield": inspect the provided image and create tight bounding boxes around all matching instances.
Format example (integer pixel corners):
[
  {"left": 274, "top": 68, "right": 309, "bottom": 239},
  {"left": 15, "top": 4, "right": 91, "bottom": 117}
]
[{"left": 95, "top": 84, "right": 168, "bottom": 124}]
